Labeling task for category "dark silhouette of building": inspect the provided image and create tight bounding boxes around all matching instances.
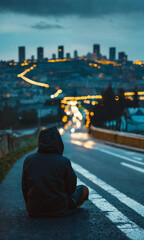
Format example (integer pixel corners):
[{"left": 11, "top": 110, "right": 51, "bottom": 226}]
[
  {"left": 109, "top": 47, "right": 116, "bottom": 61},
  {"left": 31, "top": 55, "right": 34, "bottom": 61},
  {"left": 66, "top": 53, "right": 71, "bottom": 59},
  {"left": 93, "top": 44, "right": 100, "bottom": 60},
  {"left": 52, "top": 53, "right": 56, "bottom": 60},
  {"left": 58, "top": 46, "right": 64, "bottom": 59},
  {"left": 118, "top": 52, "right": 127, "bottom": 62},
  {"left": 19, "top": 46, "right": 25, "bottom": 62},
  {"left": 74, "top": 50, "right": 78, "bottom": 59},
  {"left": 101, "top": 55, "right": 107, "bottom": 60},
  {"left": 37, "top": 47, "right": 44, "bottom": 61}
]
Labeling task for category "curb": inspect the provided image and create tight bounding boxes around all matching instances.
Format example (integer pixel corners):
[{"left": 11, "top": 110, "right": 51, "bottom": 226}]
[
  {"left": 103, "top": 141, "right": 144, "bottom": 154},
  {"left": 90, "top": 126, "right": 144, "bottom": 154}
]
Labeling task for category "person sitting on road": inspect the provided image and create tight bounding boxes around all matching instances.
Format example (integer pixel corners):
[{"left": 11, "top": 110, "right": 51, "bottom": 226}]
[{"left": 22, "top": 127, "right": 89, "bottom": 217}]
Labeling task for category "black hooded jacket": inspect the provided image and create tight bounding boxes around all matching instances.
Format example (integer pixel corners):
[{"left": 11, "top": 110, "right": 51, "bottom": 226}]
[{"left": 22, "top": 127, "right": 77, "bottom": 217}]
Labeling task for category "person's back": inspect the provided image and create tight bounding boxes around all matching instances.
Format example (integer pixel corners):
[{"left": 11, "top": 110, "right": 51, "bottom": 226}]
[{"left": 22, "top": 127, "right": 89, "bottom": 217}]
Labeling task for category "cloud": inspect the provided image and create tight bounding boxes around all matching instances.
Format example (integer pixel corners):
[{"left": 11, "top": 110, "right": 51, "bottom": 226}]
[
  {"left": 0, "top": 0, "right": 144, "bottom": 18},
  {"left": 31, "top": 21, "right": 64, "bottom": 30}
]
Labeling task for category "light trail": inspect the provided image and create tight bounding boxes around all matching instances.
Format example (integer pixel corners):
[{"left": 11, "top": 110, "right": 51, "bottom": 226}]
[
  {"left": 124, "top": 91, "right": 144, "bottom": 96},
  {"left": 17, "top": 65, "right": 49, "bottom": 88},
  {"left": 48, "top": 58, "right": 67, "bottom": 63},
  {"left": 63, "top": 95, "right": 102, "bottom": 101},
  {"left": 62, "top": 91, "right": 144, "bottom": 102},
  {"left": 18, "top": 62, "right": 144, "bottom": 100},
  {"left": 124, "top": 92, "right": 135, "bottom": 96},
  {"left": 51, "top": 89, "right": 62, "bottom": 98},
  {"left": 17, "top": 64, "right": 63, "bottom": 97},
  {"left": 89, "top": 60, "right": 121, "bottom": 67}
]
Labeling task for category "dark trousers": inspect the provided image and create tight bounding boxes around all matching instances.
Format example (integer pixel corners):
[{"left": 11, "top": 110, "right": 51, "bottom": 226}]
[{"left": 69, "top": 185, "right": 89, "bottom": 209}]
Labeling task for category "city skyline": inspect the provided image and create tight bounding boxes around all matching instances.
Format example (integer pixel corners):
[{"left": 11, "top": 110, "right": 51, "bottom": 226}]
[
  {"left": 0, "top": 0, "right": 144, "bottom": 61},
  {"left": 0, "top": 39, "right": 143, "bottom": 62},
  {"left": 16, "top": 44, "right": 128, "bottom": 62}
]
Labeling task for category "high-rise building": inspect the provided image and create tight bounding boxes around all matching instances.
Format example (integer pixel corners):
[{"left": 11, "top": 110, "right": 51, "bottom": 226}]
[
  {"left": 118, "top": 52, "right": 127, "bottom": 62},
  {"left": 52, "top": 53, "right": 56, "bottom": 60},
  {"left": 87, "top": 53, "right": 91, "bottom": 60},
  {"left": 101, "top": 55, "right": 107, "bottom": 60},
  {"left": 87, "top": 53, "right": 97, "bottom": 61},
  {"left": 37, "top": 47, "right": 44, "bottom": 61},
  {"left": 74, "top": 50, "right": 78, "bottom": 59},
  {"left": 93, "top": 44, "right": 100, "bottom": 60},
  {"left": 109, "top": 47, "right": 116, "bottom": 61},
  {"left": 31, "top": 55, "right": 34, "bottom": 61},
  {"left": 66, "top": 53, "right": 71, "bottom": 59},
  {"left": 58, "top": 46, "right": 64, "bottom": 59},
  {"left": 18, "top": 46, "right": 25, "bottom": 62}
]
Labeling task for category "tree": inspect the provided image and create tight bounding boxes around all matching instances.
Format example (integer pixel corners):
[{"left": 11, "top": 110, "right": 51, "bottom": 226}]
[
  {"left": 133, "top": 88, "right": 139, "bottom": 107},
  {"left": 0, "top": 105, "right": 18, "bottom": 129},
  {"left": 101, "top": 85, "right": 115, "bottom": 108},
  {"left": 20, "top": 110, "right": 37, "bottom": 127},
  {"left": 90, "top": 86, "right": 125, "bottom": 128}
]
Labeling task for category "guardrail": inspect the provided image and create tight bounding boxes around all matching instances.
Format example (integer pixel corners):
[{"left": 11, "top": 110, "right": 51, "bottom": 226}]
[
  {"left": 90, "top": 125, "right": 144, "bottom": 149},
  {"left": 0, "top": 131, "right": 36, "bottom": 159},
  {"left": 0, "top": 123, "right": 62, "bottom": 159}
]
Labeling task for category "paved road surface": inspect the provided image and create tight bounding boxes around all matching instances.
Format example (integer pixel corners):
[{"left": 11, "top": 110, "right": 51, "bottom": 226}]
[{"left": 0, "top": 130, "right": 144, "bottom": 240}]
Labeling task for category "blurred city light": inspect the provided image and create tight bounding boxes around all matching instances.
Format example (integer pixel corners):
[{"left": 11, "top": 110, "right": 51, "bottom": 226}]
[
  {"left": 59, "top": 128, "right": 65, "bottom": 135},
  {"left": 70, "top": 128, "right": 75, "bottom": 133}
]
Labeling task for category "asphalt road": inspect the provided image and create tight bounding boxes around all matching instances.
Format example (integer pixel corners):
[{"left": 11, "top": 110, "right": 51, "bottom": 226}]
[{"left": 0, "top": 129, "right": 144, "bottom": 240}]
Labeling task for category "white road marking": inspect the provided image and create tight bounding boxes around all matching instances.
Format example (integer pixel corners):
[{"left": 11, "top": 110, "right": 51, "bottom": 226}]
[
  {"left": 133, "top": 157, "right": 143, "bottom": 161},
  {"left": 126, "top": 152, "right": 135, "bottom": 155},
  {"left": 77, "top": 178, "right": 144, "bottom": 240},
  {"left": 121, "top": 162, "right": 144, "bottom": 174},
  {"left": 72, "top": 162, "right": 144, "bottom": 218},
  {"left": 95, "top": 148, "right": 144, "bottom": 166},
  {"left": 69, "top": 139, "right": 144, "bottom": 166}
]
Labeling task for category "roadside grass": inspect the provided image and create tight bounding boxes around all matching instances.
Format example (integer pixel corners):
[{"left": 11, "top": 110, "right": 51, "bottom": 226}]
[{"left": 0, "top": 134, "right": 38, "bottom": 184}]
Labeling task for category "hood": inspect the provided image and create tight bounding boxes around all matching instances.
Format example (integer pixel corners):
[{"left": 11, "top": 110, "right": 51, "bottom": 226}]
[{"left": 37, "top": 127, "right": 64, "bottom": 155}]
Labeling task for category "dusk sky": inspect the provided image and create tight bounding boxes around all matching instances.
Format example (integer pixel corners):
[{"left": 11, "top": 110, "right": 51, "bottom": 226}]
[{"left": 0, "top": 0, "right": 144, "bottom": 61}]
